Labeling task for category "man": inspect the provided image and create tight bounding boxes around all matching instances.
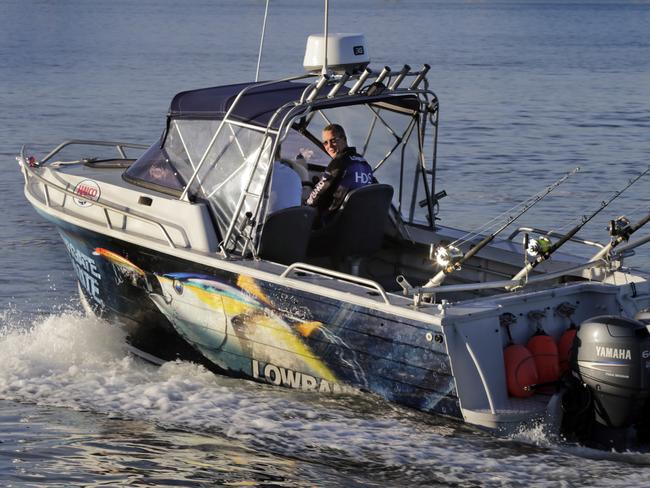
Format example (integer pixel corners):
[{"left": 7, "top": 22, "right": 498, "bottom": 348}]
[{"left": 306, "top": 124, "right": 373, "bottom": 224}]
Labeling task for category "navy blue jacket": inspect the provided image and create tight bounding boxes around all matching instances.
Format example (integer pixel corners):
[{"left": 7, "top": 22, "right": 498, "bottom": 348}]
[{"left": 306, "top": 147, "right": 373, "bottom": 222}]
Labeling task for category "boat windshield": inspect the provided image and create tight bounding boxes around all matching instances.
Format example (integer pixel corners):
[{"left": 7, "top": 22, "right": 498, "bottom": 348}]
[
  {"left": 123, "top": 143, "right": 186, "bottom": 195},
  {"left": 164, "top": 118, "right": 273, "bottom": 249}
]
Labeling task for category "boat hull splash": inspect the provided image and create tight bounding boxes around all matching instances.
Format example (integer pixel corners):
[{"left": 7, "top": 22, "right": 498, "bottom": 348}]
[{"left": 55, "top": 221, "right": 461, "bottom": 419}]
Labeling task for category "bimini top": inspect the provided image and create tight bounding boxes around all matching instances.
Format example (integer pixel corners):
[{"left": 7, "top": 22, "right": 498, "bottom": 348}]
[
  {"left": 168, "top": 80, "right": 422, "bottom": 129},
  {"left": 169, "top": 81, "right": 307, "bottom": 128}
]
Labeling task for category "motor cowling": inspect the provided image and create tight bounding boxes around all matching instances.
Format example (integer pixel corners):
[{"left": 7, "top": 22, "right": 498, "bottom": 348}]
[{"left": 572, "top": 315, "right": 650, "bottom": 430}]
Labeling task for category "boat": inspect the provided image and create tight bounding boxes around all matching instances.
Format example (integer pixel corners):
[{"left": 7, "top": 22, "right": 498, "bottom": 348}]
[{"left": 18, "top": 32, "right": 650, "bottom": 450}]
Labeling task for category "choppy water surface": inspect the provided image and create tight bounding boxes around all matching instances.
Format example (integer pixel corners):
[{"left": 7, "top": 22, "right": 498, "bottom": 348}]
[
  {"left": 3, "top": 312, "right": 650, "bottom": 487},
  {"left": 2, "top": 0, "right": 650, "bottom": 486}
]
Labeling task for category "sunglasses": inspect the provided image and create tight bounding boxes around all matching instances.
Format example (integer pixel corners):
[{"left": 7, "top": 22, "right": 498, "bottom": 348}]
[{"left": 322, "top": 136, "right": 342, "bottom": 147}]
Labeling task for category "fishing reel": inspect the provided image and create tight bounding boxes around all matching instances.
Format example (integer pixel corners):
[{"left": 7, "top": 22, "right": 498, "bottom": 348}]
[
  {"left": 608, "top": 216, "right": 631, "bottom": 239},
  {"left": 430, "top": 243, "right": 463, "bottom": 272},
  {"left": 524, "top": 233, "right": 552, "bottom": 258}
]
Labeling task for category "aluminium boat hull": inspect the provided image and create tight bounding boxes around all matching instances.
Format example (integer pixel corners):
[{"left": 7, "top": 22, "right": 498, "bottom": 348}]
[{"left": 47, "top": 211, "right": 462, "bottom": 419}]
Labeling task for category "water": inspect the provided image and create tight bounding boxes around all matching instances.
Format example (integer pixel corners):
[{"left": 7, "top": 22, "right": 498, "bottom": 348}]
[{"left": 2, "top": 0, "right": 650, "bottom": 485}]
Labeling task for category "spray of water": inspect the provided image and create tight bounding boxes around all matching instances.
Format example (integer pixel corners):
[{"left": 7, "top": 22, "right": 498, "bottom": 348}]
[{"left": 2, "top": 311, "right": 650, "bottom": 486}]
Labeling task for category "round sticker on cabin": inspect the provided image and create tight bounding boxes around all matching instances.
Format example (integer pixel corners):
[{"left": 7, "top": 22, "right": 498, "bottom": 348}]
[{"left": 73, "top": 179, "right": 101, "bottom": 207}]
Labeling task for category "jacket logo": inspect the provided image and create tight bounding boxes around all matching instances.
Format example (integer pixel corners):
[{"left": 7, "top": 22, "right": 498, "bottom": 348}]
[
  {"left": 354, "top": 172, "right": 372, "bottom": 184},
  {"left": 596, "top": 346, "right": 631, "bottom": 360}
]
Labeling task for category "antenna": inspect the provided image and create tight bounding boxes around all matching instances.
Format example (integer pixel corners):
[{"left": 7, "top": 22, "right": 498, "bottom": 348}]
[
  {"left": 322, "top": 0, "right": 329, "bottom": 75},
  {"left": 255, "top": 0, "right": 271, "bottom": 82}
]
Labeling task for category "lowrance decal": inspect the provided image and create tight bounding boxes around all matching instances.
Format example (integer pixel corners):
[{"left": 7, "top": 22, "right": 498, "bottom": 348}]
[{"left": 252, "top": 359, "right": 354, "bottom": 394}]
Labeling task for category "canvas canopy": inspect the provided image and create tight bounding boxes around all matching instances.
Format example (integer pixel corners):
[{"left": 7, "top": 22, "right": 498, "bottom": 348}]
[
  {"left": 168, "top": 81, "right": 421, "bottom": 128},
  {"left": 169, "top": 81, "right": 307, "bottom": 128}
]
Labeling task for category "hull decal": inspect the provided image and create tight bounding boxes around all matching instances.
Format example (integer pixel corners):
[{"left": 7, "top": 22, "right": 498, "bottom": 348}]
[
  {"left": 73, "top": 179, "right": 101, "bottom": 207},
  {"left": 62, "top": 236, "right": 104, "bottom": 306},
  {"left": 56, "top": 232, "right": 460, "bottom": 420},
  {"left": 252, "top": 359, "right": 355, "bottom": 393}
]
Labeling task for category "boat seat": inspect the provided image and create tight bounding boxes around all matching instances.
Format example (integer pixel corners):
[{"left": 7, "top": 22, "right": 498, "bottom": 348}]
[
  {"left": 258, "top": 206, "right": 316, "bottom": 265},
  {"left": 308, "top": 184, "right": 394, "bottom": 272}
]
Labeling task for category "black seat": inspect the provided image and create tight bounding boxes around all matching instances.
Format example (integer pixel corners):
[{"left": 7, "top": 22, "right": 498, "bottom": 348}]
[
  {"left": 258, "top": 206, "right": 316, "bottom": 265},
  {"left": 308, "top": 184, "right": 394, "bottom": 269}
]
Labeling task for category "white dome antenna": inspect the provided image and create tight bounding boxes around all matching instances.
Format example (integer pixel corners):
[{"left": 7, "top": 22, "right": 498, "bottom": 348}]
[{"left": 303, "top": 34, "right": 370, "bottom": 75}]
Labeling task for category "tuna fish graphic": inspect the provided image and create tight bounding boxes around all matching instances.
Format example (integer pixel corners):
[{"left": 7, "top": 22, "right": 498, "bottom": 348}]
[{"left": 93, "top": 248, "right": 337, "bottom": 382}]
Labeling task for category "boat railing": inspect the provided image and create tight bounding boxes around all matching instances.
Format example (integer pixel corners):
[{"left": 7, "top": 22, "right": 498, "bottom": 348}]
[
  {"left": 38, "top": 139, "right": 149, "bottom": 165},
  {"left": 281, "top": 262, "right": 391, "bottom": 305},
  {"left": 398, "top": 259, "right": 616, "bottom": 307},
  {"left": 19, "top": 144, "right": 190, "bottom": 249},
  {"left": 507, "top": 226, "right": 605, "bottom": 249}
]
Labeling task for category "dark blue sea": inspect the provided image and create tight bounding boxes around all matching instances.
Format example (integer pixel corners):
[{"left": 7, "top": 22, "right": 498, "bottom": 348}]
[{"left": 2, "top": 1, "right": 650, "bottom": 486}]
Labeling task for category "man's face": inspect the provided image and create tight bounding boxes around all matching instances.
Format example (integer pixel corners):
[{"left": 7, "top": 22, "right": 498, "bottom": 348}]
[{"left": 322, "top": 129, "right": 347, "bottom": 158}]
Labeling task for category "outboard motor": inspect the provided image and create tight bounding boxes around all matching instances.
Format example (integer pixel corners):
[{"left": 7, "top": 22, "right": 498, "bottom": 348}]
[{"left": 564, "top": 315, "right": 650, "bottom": 450}]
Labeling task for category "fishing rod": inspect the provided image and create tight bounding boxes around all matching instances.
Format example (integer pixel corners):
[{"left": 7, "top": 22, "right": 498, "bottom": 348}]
[
  {"left": 589, "top": 209, "right": 650, "bottom": 262},
  {"left": 508, "top": 165, "right": 650, "bottom": 288},
  {"left": 424, "top": 167, "right": 580, "bottom": 289}
]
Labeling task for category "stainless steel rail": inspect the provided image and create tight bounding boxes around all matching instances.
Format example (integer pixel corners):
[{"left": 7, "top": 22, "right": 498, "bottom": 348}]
[
  {"left": 281, "top": 262, "right": 391, "bottom": 305},
  {"left": 615, "top": 233, "right": 650, "bottom": 256},
  {"left": 407, "top": 259, "right": 613, "bottom": 305},
  {"left": 507, "top": 226, "right": 605, "bottom": 249},
  {"left": 20, "top": 149, "right": 189, "bottom": 249},
  {"left": 39, "top": 139, "right": 149, "bottom": 165}
]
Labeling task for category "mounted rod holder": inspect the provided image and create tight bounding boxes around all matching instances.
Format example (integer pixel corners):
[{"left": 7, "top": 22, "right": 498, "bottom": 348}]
[
  {"left": 305, "top": 75, "right": 330, "bottom": 102},
  {"left": 374, "top": 66, "right": 391, "bottom": 85},
  {"left": 348, "top": 68, "right": 372, "bottom": 95},
  {"left": 389, "top": 64, "right": 411, "bottom": 91},
  {"left": 396, "top": 275, "right": 413, "bottom": 296},
  {"left": 327, "top": 73, "right": 350, "bottom": 98},
  {"left": 409, "top": 64, "right": 431, "bottom": 90}
]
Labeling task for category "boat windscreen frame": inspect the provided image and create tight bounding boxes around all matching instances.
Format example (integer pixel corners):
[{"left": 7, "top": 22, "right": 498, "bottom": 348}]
[
  {"left": 160, "top": 74, "right": 312, "bottom": 256},
  {"left": 279, "top": 91, "right": 438, "bottom": 217},
  {"left": 242, "top": 85, "right": 439, "bottom": 258},
  {"left": 171, "top": 72, "right": 440, "bottom": 258}
]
